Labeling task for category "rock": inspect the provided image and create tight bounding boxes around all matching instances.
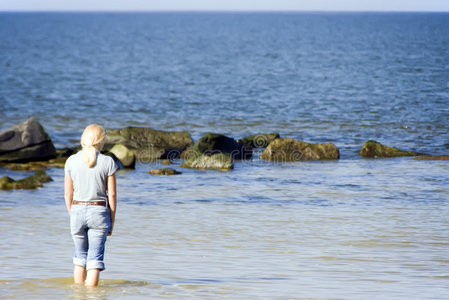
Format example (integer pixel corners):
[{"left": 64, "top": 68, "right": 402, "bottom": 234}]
[
  {"left": 180, "top": 152, "right": 233, "bottom": 171},
  {"left": 0, "top": 156, "right": 67, "bottom": 171},
  {"left": 162, "top": 159, "right": 172, "bottom": 165},
  {"left": 148, "top": 168, "right": 182, "bottom": 175},
  {"left": 260, "top": 138, "right": 340, "bottom": 162},
  {"left": 182, "top": 133, "right": 251, "bottom": 160},
  {"left": 360, "top": 140, "right": 424, "bottom": 158},
  {"left": 104, "top": 126, "right": 193, "bottom": 162},
  {"left": 238, "top": 133, "right": 280, "bottom": 149},
  {"left": 0, "top": 117, "right": 57, "bottom": 162},
  {"left": 56, "top": 148, "right": 77, "bottom": 158},
  {"left": 104, "top": 152, "right": 123, "bottom": 170},
  {"left": 413, "top": 155, "right": 449, "bottom": 160},
  {"left": 108, "top": 144, "right": 136, "bottom": 169},
  {"left": 0, "top": 176, "right": 15, "bottom": 188},
  {"left": 0, "top": 147, "right": 72, "bottom": 171},
  {"left": 0, "top": 163, "right": 45, "bottom": 171},
  {"left": 0, "top": 170, "right": 52, "bottom": 190}
]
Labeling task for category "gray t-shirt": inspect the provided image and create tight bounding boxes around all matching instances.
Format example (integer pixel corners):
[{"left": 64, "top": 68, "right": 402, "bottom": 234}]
[{"left": 64, "top": 151, "right": 118, "bottom": 202}]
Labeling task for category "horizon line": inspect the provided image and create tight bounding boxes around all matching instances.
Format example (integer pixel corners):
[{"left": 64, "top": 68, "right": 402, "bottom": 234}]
[
  {"left": 0, "top": 9, "right": 449, "bottom": 14},
  {"left": 1, "top": 9, "right": 449, "bottom": 13}
]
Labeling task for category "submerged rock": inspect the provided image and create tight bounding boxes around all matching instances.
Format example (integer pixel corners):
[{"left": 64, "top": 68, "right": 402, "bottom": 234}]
[
  {"left": 238, "top": 133, "right": 280, "bottom": 149},
  {"left": 148, "top": 168, "right": 182, "bottom": 175},
  {"left": 180, "top": 152, "right": 233, "bottom": 171},
  {"left": 105, "top": 126, "right": 193, "bottom": 161},
  {"left": 0, "top": 117, "right": 57, "bottom": 162},
  {"left": 260, "top": 138, "right": 340, "bottom": 162},
  {"left": 108, "top": 144, "right": 136, "bottom": 169},
  {"left": 413, "top": 155, "right": 449, "bottom": 160},
  {"left": 182, "top": 133, "right": 251, "bottom": 160},
  {"left": 0, "top": 170, "right": 52, "bottom": 190},
  {"left": 360, "top": 140, "right": 424, "bottom": 158}
]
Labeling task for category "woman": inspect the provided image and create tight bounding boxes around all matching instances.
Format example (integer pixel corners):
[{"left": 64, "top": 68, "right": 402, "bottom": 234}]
[{"left": 64, "top": 124, "right": 118, "bottom": 287}]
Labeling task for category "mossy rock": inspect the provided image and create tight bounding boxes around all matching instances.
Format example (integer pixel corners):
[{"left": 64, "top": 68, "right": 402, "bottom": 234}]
[
  {"left": 0, "top": 162, "right": 46, "bottom": 171},
  {"left": 238, "top": 133, "right": 280, "bottom": 149},
  {"left": 183, "top": 133, "right": 251, "bottom": 160},
  {"left": 108, "top": 144, "right": 136, "bottom": 169},
  {"left": 0, "top": 170, "right": 52, "bottom": 190},
  {"left": 104, "top": 126, "right": 193, "bottom": 161},
  {"left": 260, "top": 138, "right": 340, "bottom": 162},
  {"left": 162, "top": 159, "right": 172, "bottom": 165},
  {"left": 360, "top": 140, "right": 424, "bottom": 158},
  {"left": 180, "top": 152, "right": 233, "bottom": 171},
  {"left": 413, "top": 155, "right": 449, "bottom": 161},
  {"left": 0, "top": 156, "right": 68, "bottom": 171},
  {"left": 148, "top": 168, "right": 181, "bottom": 175}
]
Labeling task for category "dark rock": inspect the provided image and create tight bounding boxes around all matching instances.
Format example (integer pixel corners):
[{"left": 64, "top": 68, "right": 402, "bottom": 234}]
[
  {"left": 104, "top": 126, "right": 193, "bottom": 162},
  {"left": 360, "top": 140, "right": 424, "bottom": 158},
  {"left": 148, "top": 168, "right": 182, "bottom": 175},
  {"left": 0, "top": 118, "right": 57, "bottom": 162},
  {"left": 238, "top": 133, "right": 280, "bottom": 149},
  {"left": 260, "top": 138, "right": 340, "bottom": 162},
  {"left": 104, "top": 152, "right": 124, "bottom": 170},
  {"left": 56, "top": 148, "right": 77, "bottom": 158},
  {"left": 0, "top": 170, "right": 52, "bottom": 190},
  {"left": 180, "top": 152, "right": 233, "bottom": 171},
  {"left": 182, "top": 133, "right": 251, "bottom": 160},
  {"left": 413, "top": 155, "right": 449, "bottom": 160}
]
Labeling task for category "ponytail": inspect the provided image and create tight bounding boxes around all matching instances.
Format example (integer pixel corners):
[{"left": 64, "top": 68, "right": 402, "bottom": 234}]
[{"left": 80, "top": 124, "right": 106, "bottom": 168}]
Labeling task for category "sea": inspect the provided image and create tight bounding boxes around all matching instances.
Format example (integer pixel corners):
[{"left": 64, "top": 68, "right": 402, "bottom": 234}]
[{"left": 0, "top": 12, "right": 448, "bottom": 299}]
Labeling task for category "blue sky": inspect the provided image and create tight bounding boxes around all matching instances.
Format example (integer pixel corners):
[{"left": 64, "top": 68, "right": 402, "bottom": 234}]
[{"left": 2, "top": 0, "right": 449, "bottom": 12}]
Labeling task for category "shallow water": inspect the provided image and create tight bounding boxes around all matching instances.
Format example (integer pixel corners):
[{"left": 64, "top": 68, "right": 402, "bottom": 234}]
[
  {"left": 1, "top": 158, "right": 449, "bottom": 299},
  {"left": 1, "top": 12, "right": 449, "bottom": 299}
]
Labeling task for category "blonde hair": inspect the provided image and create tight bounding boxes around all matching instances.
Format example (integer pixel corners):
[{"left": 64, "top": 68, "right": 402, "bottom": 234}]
[{"left": 80, "top": 124, "right": 106, "bottom": 168}]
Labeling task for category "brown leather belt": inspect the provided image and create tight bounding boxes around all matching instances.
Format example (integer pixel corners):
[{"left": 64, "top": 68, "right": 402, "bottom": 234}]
[{"left": 72, "top": 200, "right": 107, "bottom": 207}]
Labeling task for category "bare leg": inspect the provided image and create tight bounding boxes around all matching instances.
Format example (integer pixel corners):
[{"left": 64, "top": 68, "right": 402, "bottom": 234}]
[
  {"left": 74, "top": 265, "right": 86, "bottom": 284},
  {"left": 85, "top": 269, "right": 100, "bottom": 287}
]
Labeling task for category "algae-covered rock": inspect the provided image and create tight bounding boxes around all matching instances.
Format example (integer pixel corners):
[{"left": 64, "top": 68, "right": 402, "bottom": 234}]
[
  {"left": 0, "top": 176, "right": 14, "bottom": 188},
  {"left": 108, "top": 144, "right": 136, "bottom": 169},
  {"left": 0, "top": 156, "right": 68, "bottom": 171},
  {"left": 182, "top": 133, "right": 251, "bottom": 160},
  {"left": 104, "top": 126, "right": 193, "bottom": 161},
  {"left": 0, "top": 170, "right": 52, "bottom": 190},
  {"left": 148, "top": 168, "right": 182, "bottom": 175},
  {"left": 360, "top": 140, "right": 424, "bottom": 158},
  {"left": 162, "top": 159, "right": 172, "bottom": 165},
  {"left": 260, "top": 138, "right": 340, "bottom": 162},
  {"left": 180, "top": 152, "right": 233, "bottom": 171},
  {"left": 0, "top": 117, "right": 57, "bottom": 162},
  {"left": 0, "top": 162, "right": 46, "bottom": 171},
  {"left": 413, "top": 155, "right": 449, "bottom": 161},
  {"left": 238, "top": 133, "right": 280, "bottom": 149}
]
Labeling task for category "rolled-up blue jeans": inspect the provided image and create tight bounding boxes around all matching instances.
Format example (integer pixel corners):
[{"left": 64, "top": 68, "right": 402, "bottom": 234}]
[{"left": 70, "top": 204, "right": 111, "bottom": 271}]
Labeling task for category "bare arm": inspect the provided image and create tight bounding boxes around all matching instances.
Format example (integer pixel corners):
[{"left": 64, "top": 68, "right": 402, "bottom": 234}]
[
  {"left": 64, "top": 174, "right": 74, "bottom": 215},
  {"left": 107, "top": 174, "right": 117, "bottom": 236}
]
